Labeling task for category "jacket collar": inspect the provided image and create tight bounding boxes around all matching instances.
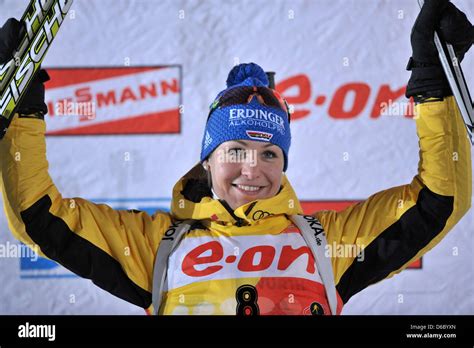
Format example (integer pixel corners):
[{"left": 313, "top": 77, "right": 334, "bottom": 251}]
[{"left": 170, "top": 163, "right": 303, "bottom": 230}]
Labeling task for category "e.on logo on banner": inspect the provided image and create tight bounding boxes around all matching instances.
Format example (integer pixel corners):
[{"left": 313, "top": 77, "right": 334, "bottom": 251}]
[
  {"left": 44, "top": 66, "right": 181, "bottom": 135},
  {"left": 275, "top": 74, "right": 414, "bottom": 121}
]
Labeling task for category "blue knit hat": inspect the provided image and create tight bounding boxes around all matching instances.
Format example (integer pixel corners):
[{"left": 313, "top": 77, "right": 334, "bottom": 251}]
[{"left": 200, "top": 63, "right": 291, "bottom": 171}]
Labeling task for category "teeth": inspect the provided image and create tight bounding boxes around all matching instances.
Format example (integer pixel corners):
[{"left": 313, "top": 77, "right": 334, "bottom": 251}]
[{"left": 237, "top": 184, "right": 261, "bottom": 192}]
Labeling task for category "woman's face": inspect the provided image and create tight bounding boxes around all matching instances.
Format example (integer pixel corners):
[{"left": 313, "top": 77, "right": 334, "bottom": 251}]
[{"left": 205, "top": 140, "right": 285, "bottom": 210}]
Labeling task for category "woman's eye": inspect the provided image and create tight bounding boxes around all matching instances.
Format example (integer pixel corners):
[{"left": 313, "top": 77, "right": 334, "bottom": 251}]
[{"left": 263, "top": 150, "right": 277, "bottom": 159}]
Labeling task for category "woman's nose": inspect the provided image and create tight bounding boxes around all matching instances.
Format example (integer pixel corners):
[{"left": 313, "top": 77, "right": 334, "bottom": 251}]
[{"left": 240, "top": 160, "right": 260, "bottom": 180}]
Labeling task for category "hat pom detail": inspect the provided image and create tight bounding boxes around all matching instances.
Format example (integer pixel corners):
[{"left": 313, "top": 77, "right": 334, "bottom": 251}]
[{"left": 226, "top": 63, "right": 269, "bottom": 88}]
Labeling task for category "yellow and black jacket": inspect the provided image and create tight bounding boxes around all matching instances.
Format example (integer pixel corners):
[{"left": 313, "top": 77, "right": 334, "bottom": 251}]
[{"left": 0, "top": 96, "right": 471, "bottom": 314}]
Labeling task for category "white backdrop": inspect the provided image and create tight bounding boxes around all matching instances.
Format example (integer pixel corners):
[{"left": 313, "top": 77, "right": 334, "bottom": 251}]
[{"left": 0, "top": 0, "right": 473, "bottom": 315}]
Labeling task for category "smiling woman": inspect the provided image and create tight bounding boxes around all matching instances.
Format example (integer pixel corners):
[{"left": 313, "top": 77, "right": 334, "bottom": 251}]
[{"left": 204, "top": 139, "right": 285, "bottom": 210}]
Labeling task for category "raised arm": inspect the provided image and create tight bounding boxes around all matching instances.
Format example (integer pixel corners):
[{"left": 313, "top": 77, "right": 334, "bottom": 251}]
[
  {"left": 314, "top": 0, "right": 473, "bottom": 304},
  {"left": 315, "top": 96, "right": 471, "bottom": 303},
  {"left": 0, "top": 19, "right": 171, "bottom": 309}
]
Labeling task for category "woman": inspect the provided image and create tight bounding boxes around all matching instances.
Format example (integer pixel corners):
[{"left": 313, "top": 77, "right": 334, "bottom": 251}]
[{"left": 0, "top": 0, "right": 472, "bottom": 315}]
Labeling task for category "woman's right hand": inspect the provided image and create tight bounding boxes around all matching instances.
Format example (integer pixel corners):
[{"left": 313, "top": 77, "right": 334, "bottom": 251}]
[{"left": 0, "top": 18, "right": 49, "bottom": 115}]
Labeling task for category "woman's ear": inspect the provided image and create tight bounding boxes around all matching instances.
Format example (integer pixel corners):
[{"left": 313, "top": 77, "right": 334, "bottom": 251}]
[{"left": 201, "top": 160, "right": 213, "bottom": 190}]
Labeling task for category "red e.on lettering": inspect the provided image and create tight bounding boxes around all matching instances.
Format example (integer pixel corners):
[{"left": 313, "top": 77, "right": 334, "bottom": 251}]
[
  {"left": 182, "top": 241, "right": 223, "bottom": 277},
  {"left": 237, "top": 246, "right": 276, "bottom": 272},
  {"left": 328, "top": 83, "right": 370, "bottom": 119}
]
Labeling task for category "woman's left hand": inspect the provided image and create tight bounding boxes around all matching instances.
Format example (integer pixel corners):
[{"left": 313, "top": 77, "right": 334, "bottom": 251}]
[{"left": 405, "top": 0, "right": 473, "bottom": 100}]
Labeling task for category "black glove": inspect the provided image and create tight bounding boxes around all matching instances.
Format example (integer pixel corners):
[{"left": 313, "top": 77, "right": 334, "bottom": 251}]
[
  {"left": 405, "top": 0, "right": 474, "bottom": 101},
  {"left": 0, "top": 18, "right": 49, "bottom": 116}
]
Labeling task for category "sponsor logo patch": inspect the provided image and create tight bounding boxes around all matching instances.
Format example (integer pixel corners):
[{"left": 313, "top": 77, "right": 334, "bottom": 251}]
[
  {"left": 246, "top": 130, "right": 273, "bottom": 141},
  {"left": 168, "top": 232, "right": 323, "bottom": 290},
  {"left": 44, "top": 66, "right": 181, "bottom": 135}
]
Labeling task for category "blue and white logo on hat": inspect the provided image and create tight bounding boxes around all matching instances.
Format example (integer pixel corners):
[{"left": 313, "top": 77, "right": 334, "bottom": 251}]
[{"left": 204, "top": 130, "right": 213, "bottom": 149}]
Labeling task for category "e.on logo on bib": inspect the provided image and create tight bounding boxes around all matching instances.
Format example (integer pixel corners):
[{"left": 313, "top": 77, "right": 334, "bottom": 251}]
[{"left": 44, "top": 66, "right": 181, "bottom": 135}]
